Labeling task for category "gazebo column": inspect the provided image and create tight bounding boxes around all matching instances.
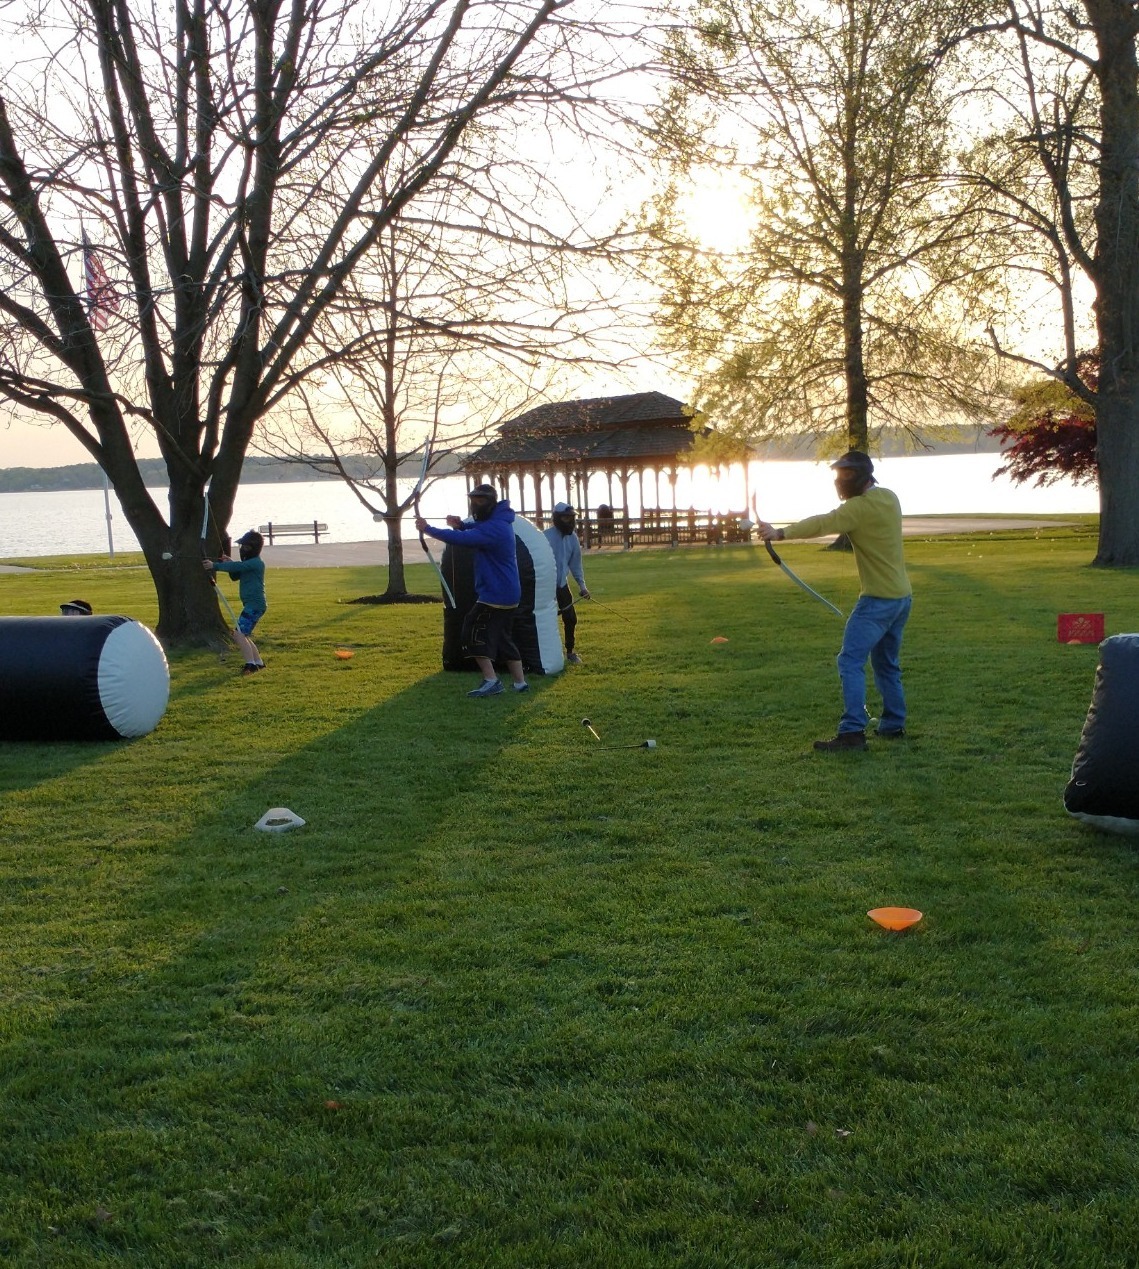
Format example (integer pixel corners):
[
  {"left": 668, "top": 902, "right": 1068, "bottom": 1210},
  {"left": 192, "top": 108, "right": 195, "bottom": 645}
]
[
  {"left": 668, "top": 467, "right": 679, "bottom": 546},
  {"left": 532, "top": 467, "right": 544, "bottom": 522},
  {"left": 619, "top": 467, "right": 631, "bottom": 550},
  {"left": 575, "top": 469, "right": 592, "bottom": 548}
]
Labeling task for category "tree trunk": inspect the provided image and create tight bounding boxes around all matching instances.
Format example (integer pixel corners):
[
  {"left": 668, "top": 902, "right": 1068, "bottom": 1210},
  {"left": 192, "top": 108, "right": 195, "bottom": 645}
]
[
  {"left": 386, "top": 523, "right": 408, "bottom": 597},
  {"left": 1088, "top": 0, "right": 1139, "bottom": 565},
  {"left": 1093, "top": 395, "right": 1139, "bottom": 565},
  {"left": 152, "top": 552, "right": 233, "bottom": 648}
]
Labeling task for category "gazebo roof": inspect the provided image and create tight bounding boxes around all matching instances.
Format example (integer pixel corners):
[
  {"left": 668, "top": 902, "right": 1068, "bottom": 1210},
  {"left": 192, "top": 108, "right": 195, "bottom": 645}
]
[
  {"left": 498, "top": 391, "right": 690, "bottom": 435},
  {"left": 465, "top": 391, "right": 702, "bottom": 471}
]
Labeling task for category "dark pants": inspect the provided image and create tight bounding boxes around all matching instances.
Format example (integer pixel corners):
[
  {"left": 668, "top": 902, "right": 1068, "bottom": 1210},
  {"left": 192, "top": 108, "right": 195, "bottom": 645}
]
[{"left": 556, "top": 584, "right": 577, "bottom": 653}]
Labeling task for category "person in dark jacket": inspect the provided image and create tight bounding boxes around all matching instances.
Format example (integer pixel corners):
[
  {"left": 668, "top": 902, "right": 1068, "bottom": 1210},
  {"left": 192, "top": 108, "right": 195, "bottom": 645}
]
[{"left": 416, "top": 484, "right": 529, "bottom": 698}]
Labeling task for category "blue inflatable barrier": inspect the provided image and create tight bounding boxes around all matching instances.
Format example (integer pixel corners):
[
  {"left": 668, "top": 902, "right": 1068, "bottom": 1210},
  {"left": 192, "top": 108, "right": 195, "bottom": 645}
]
[{"left": 1065, "top": 633, "right": 1139, "bottom": 836}]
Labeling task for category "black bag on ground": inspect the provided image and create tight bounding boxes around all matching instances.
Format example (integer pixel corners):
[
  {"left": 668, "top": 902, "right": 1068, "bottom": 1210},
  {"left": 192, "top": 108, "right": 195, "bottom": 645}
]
[{"left": 1064, "top": 633, "right": 1139, "bottom": 835}]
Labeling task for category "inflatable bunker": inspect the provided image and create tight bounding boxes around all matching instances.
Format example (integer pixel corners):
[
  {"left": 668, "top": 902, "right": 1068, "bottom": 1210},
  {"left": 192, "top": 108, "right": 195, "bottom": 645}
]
[
  {"left": 0, "top": 615, "right": 170, "bottom": 741},
  {"left": 439, "top": 517, "right": 563, "bottom": 675},
  {"left": 1064, "top": 633, "right": 1139, "bottom": 836}
]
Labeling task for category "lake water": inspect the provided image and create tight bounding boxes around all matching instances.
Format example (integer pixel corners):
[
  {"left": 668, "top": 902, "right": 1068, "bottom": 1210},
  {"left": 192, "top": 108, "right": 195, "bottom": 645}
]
[{"left": 0, "top": 453, "right": 1100, "bottom": 559}]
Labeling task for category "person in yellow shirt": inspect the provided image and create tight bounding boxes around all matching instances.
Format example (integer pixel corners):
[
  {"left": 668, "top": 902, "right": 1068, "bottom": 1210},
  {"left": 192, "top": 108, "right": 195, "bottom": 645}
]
[{"left": 758, "top": 451, "right": 912, "bottom": 752}]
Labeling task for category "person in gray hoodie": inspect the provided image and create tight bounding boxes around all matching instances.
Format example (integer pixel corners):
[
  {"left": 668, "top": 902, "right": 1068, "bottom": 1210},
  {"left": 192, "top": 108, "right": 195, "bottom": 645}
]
[
  {"left": 543, "top": 502, "right": 591, "bottom": 664},
  {"left": 416, "top": 484, "right": 529, "bottom": 698}
]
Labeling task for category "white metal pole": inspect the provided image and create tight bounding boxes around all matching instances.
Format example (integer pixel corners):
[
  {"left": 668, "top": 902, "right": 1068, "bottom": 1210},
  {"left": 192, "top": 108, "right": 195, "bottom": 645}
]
[{"left": 103, "top": 469, "right": 115, "bottom": 560}]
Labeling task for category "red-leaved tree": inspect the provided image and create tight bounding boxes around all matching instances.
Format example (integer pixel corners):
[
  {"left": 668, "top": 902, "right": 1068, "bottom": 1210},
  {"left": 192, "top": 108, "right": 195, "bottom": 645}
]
[{"left": 990, "top": 353, "right": 1098, "bottom": 488}]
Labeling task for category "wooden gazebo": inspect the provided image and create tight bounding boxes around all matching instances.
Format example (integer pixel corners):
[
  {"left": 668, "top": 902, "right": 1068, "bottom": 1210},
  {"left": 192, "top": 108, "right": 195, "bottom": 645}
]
[{"left": 463, "top": 392, "right": 751, "bottom": 546}]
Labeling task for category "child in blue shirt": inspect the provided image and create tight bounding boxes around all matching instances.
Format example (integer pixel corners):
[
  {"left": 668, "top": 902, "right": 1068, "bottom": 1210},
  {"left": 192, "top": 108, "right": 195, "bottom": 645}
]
[{"left": 204, "top": 529, "right": 267, "bottom": 676}]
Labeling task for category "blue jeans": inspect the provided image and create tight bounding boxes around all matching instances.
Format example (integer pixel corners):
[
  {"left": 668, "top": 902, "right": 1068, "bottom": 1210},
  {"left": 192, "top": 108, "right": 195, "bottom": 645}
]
[{"left": 836, "top": 594, "right": 912, "bottom": 734}]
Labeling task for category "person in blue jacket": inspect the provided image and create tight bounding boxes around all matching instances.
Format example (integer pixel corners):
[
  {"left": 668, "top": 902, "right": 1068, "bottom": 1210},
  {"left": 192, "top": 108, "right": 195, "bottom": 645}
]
[
  {"left": 203, "top": 529, "right": 267, "bottom": 676},
  {"left": 416, "top": 484, "right": 529, "bottom": 698},
  {"left": 543, "top": 502, "right": 590, "bottom": 664}
]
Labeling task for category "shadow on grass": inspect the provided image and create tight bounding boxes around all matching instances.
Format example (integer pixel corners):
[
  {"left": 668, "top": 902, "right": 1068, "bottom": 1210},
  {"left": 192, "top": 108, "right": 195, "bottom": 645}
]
[
  {"left": 0, "top": 738, "right": 126, "bottom": 794},
  {"left": 0, "top": 665, "right": 551, "bottom": 1258}
]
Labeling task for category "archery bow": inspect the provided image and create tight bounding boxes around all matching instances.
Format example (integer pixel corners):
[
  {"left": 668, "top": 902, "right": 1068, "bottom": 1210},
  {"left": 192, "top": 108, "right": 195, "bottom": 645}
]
[
  {"left": 201, "top": 486, "right": 239, "bottom": 624},
  {"left": 413, "top": 436, "right": 456, "bottom": 608},
  {"left": 750, "top": 492, "right": 843, "bottom": 619}
]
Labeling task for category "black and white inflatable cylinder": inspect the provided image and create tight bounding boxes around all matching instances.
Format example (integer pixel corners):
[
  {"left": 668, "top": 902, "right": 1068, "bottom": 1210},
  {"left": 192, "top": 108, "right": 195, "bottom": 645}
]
[
  {"left": 0, "top": 616, "right": 170, "bottom": 741},
  {"left": 439, "top": 517, "right": 564, "bottom": 675},
  {"left": 1064, "top": 633, "right": 1139, "bottom": 836}
]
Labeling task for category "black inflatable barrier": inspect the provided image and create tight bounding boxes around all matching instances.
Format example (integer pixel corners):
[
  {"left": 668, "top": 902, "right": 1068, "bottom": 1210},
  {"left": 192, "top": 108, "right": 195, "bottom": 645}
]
[
  {"left": 0, "top": 616, "right": 170, "bottom": 741},
  {"left": 439, "top": 517, "right": 563, "bottom": 675},
  {"left": 1064, "top": 633, "right": 1139, "bottom": 836}
]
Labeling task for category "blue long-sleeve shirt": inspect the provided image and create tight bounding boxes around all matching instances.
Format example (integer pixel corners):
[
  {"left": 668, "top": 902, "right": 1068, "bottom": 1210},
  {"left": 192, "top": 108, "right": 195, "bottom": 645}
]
[
  {"left": 423, "top": 501, "right": 520, "bottom": 607},
  {"left": 213, "top": 555, "right": 267, "bottom": 612}
]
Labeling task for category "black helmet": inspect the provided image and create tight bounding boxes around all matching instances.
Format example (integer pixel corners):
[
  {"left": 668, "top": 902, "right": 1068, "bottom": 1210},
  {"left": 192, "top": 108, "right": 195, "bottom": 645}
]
[
  {"left": 830, "top": 450, "right": 874, "bottom": 477},
  {"left": 468, "top": 483, "right": 498, "bottom": 521},
  {"left": 236, "top": 529, "right": 264, "bottom": 559}
]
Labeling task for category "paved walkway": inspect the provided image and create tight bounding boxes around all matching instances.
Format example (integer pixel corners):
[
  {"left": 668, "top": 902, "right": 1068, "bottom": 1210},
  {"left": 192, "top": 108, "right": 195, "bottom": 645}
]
[
  {"left": 260, "top": 517, "right": 1075, "bottom": 568},
  {"left": 0, "top": 518, "right": 1076, "bottom": 573}
]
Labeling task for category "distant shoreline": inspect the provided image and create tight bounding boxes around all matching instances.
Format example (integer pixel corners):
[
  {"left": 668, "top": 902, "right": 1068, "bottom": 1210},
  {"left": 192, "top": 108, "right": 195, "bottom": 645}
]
[
  {"left": 0, "top": 435, "right": 1001, "bottom": 495},
  {"left": 0, "top": 453, "right": 465, "bottom": 495}
]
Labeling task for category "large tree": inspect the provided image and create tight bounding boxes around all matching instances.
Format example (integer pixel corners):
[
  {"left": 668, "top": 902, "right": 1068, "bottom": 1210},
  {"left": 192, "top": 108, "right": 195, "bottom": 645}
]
[
  {"left": 0, "top": 0, "right": 620, "bottom": 643},
  {"left": 650, "top": 0, "right": 999, "bottom": 455},
  {"left": 973, "top": 0, "right": 1139, "bottom": 565}
]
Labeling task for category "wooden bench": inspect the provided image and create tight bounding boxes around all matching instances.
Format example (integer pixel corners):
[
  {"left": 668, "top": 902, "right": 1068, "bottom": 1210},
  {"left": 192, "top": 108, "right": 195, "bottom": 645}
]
[{"left": 258, "top": 521, "right": 329, "bottom": 544}]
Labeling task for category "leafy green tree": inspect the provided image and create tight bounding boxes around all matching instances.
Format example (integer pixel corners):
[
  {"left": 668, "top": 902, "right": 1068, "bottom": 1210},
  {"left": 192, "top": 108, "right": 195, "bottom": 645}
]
[{"left": 650, "top": 0, "right": 1000, "bottom": 457}]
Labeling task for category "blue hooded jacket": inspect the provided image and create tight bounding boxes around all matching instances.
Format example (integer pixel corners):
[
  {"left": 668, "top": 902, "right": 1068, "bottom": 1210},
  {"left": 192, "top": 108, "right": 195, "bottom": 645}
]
[{"left": 423, "top": 500, "right": 521, "bottom": 607}]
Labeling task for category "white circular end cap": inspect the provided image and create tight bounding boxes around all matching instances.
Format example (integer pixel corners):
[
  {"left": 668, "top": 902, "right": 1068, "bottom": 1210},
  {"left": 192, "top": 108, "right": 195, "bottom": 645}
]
[{"left": 97, "top": 621, "right": 170, "bottom": 737}]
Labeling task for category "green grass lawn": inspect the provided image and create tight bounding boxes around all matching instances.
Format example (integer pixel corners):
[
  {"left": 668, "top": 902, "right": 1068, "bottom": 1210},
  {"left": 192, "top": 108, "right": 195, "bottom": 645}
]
[{"left": 2, "top": 520, "right": 1137, "bottom": 1267}]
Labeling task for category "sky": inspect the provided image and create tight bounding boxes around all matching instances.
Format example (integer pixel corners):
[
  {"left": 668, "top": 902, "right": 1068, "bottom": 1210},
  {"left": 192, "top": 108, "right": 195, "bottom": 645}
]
[
  {"left": 0, "top": 0, "right": 1087, "bottom": 473},
  {"left": 0, "top": 169, "right": 748, "bottom": 472}
]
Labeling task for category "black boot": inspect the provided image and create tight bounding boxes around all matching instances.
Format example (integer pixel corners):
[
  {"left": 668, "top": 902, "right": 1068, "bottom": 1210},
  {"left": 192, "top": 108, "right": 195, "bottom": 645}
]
[{"left": 813, "top": 731, "right": 867, "bottom": 752}]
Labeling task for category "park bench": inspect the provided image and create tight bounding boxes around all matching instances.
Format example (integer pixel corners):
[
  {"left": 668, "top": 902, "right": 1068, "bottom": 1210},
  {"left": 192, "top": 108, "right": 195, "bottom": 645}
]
[{"left": 258, "top": 521, "right": 329, "bottom": 544}]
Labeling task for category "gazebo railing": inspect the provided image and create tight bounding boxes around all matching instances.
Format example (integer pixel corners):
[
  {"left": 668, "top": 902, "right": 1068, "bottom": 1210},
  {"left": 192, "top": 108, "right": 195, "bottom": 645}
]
[{"left": 534, "top": 508, "right": 754, "bottom": 550}]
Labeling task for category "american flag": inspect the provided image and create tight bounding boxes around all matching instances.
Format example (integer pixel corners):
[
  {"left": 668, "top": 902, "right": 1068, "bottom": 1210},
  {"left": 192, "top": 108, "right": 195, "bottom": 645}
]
[{"left": 82, "top": 229, "right": 120, "bottom": 330}]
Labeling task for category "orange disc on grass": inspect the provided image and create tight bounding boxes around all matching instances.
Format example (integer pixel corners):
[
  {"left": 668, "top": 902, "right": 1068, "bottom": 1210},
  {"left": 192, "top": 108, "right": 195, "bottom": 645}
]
[
  {"left": 867, "top": 906, "right": 923, "bottom": 931},
  {"left": 334, "top": 648, "right": 355, "bottom": 660},
  {"left": 711, "top": 636, "right": 729, "bottom": 644}
]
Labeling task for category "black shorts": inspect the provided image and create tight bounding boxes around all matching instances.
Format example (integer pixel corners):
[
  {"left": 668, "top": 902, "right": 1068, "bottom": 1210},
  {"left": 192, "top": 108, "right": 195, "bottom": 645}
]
[{"left": 462, "top": 602, "right": 521, "bottom": 663}]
